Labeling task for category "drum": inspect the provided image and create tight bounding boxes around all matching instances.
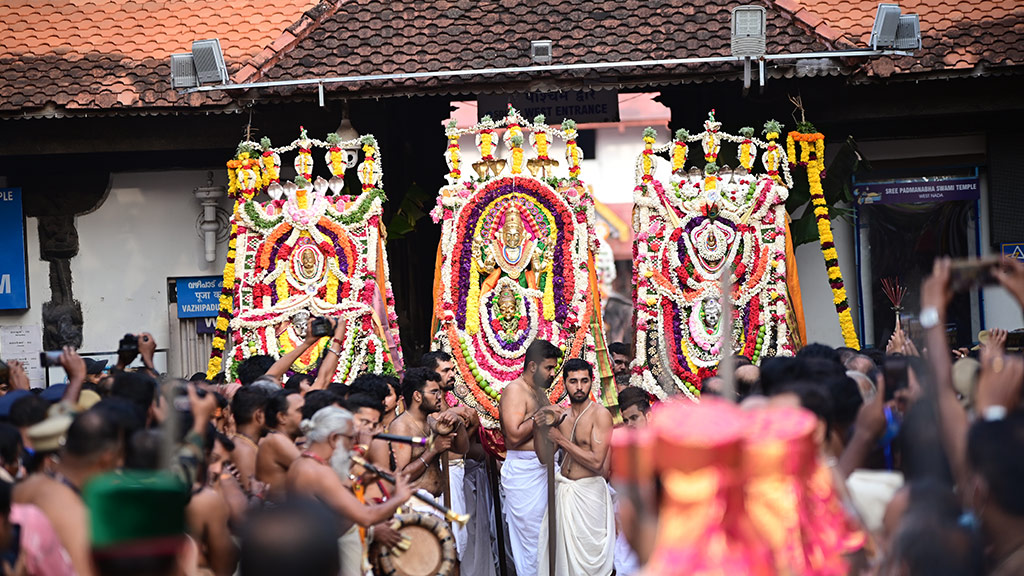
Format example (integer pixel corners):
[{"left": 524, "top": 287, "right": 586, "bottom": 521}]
[{"left": 369, "top": 512, "right": 457, "bottom": 576}]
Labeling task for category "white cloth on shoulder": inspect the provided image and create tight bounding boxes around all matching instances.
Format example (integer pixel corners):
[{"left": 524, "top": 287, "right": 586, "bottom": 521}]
[
  {"left": 538, "top": 474, "right": 615, "bottom": 576},
  {"left": 500, "top": 450, "right": 548, "bottom": 576}
]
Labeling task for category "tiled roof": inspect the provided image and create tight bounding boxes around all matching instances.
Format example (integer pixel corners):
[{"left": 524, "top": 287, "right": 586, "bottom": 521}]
[
  {"left": 1, "top": 0, "right": 1021, "bottom": 116},
  {"left": 0, "top": 0, "right": 320, "bottom": 117},
  {"left": 773, "top": 0, "right": 1024, "bottom": 79},
  {"left": 253, "top": 0, "right": 839, "bottom": 98}
]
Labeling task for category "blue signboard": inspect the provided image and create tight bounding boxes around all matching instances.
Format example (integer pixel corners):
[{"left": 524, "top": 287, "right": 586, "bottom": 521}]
[
  {"left": 1003, "top": 243, "right": 1024, "bottom": 263},
  {"left": 855, "top": 176, "right": 980, "bottom": 205},
  {"left": 0, "top": 188, "right": 28, "bottom": 310},
  {"left": 175, "top": 276, "right": 223, "bottom": 318}
]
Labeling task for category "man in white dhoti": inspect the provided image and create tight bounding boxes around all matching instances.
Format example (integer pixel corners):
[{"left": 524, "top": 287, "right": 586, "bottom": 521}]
[
  {"left": 499, "top": 339, "right": 563, "bottom": 576},
  {"left": 537, "top": 358, "right": 615, "bottom": 576}
]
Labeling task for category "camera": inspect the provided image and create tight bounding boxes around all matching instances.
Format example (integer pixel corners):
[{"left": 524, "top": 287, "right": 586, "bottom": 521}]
[
  {"left": 171, "top": 381, "right": 208, "bottom": 413},
  {"left": 310, "top": 316, "right": 335, "bottom": 338},
  {"left": 39, "top": 350, "right": 63, "bottom": 367},
  {"left": 118, "top": 334, "right": 139, "bottom": 357}
]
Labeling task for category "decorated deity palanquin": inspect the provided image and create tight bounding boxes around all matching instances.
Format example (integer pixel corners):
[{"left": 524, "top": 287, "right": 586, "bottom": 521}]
[
  {"left": 430, "top": 108, "right": 614, "bottom": 428},
  {"left": 632, "top": 112, "right": 801, "bottom": 401},
  {"left": 206, "top": 128, "right": 403, "bottom": 382}
]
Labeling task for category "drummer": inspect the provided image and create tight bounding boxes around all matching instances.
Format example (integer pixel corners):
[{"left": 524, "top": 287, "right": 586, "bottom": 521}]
[
  {"left": 390, "top": 368, "right": 469, "bottom": 505},
  {"left": 286, "top": 406, "right": 414, "bottom": 564}
]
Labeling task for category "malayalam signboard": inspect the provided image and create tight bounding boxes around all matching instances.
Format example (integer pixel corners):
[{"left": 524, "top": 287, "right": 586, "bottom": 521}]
[
  {"left": 0, "top": 188, "right": 28, "bottom": 310},
  {"left": 855, "top": 176, "right": 980, "bottom": 205},
  {"left": 478, "top": 90, "right": 620, "bottom": 124},
  {"left": 175, "top": 276, "right": 223, "bottom": 318}
]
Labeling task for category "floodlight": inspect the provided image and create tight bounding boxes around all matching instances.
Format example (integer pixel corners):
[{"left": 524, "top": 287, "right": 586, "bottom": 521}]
[
  {"left": 170, "top": 53, "right": 198, "bottom": 89},
  {"left": 531, "top": 40, "right": 552, "bottom": 64},
  {"left": 191, "top": 39, "right": 229, "bottom": 85},
  {"left": 731, "top": 6, "right": 767, "bottom": 57},
  {"left": 894, "top": 14, "right": 922, "bottom": 50},
  {"left": 870, "top": 4, "right": 902, "bottom": 49}
]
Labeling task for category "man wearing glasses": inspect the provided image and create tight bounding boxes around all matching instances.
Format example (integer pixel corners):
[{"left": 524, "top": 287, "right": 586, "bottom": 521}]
[{"left": 390, "top": 368, "right": 468, "bottom": 500}]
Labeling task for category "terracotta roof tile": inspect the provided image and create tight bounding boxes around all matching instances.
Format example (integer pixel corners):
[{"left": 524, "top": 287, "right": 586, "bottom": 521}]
[
  {"left": 252, "top": 0, "right": 839, "bottom": 98},
  {"left": 0, "top": 0, "right": 321, "bottom": 116}
]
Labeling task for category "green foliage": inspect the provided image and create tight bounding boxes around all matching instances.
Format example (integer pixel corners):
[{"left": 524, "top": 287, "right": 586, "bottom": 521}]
[
  {"left": 796, "top": 121, "right": 817, "bottom": 134},
  {"left": 561, "top": 119, "right": 577, "bottom": 131},
  {"left": 446, "top": 119, "right": 458, "bottom": 130},
  {"left": 763, "top": 120, "right": 783, "bottom": 135},
  {"left": 533, "top": 114, "right": 546, "bottom": 125},
  {"left": 643, "top": 127, "right": 657, "bottom": 140},
  {"left": 787, "top": 136, "right": 870, "bottom": 247},
  {"left": 385, "top": 182, "right": 432, "bottom": 241},
  {"left": 325, "top": 132, "right": 341, "bottom": 146},
  {"left": 739, "top": 126, "right": 755, "bottom": 138},
  {"left": 260, "top": 136, "right": 272, "bottom": 149},
  {"left": 675, "top": 128, "right": 690, "bottom": 141}
]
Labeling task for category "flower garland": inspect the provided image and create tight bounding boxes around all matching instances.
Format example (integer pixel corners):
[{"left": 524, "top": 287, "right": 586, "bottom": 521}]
[
  {"left": 434, "top": 107, "right": 605, "bottom": 428},
  {"left": 209, "top": 127, "right": 404, "bottom": 381},
  {"left": 787, "top": 129, "right": 859, "bottom": 349},
  {"left": 631, "top": 111, "right": 796, "bottom": 401}
]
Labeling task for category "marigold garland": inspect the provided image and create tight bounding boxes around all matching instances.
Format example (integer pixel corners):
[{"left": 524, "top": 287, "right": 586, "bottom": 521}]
[{"left": 788, "top": 130, "right": 860, "bottom": 349}]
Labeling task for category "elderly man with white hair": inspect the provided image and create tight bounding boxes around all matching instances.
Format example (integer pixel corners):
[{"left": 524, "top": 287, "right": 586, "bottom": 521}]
[{"left": 286, "top": 406, "right": 413, "bottom": 573}]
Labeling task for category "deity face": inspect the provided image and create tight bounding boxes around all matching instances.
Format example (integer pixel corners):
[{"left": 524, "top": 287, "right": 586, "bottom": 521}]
[
  {"left": 301, "top": 250, "right": 317, "bottom": 277},
  {"left": 498, "top": 288, "right": 516, "bottom": 319},
  {"left": 702, "top": 297, "right": 721, "bottom": 329},
  {"left": 502, "top": 210, "right": 524, "bottom": 248}
]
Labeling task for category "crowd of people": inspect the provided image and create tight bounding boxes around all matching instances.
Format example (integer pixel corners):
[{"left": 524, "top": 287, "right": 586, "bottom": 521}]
[{"left": 0, "top": 256, "right": 1020, "bottom": 576}]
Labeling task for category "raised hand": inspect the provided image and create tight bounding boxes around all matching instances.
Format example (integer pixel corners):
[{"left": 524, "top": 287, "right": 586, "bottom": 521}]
[{"left": 994, "top": 257, "right": 1024, "bottom": 309}]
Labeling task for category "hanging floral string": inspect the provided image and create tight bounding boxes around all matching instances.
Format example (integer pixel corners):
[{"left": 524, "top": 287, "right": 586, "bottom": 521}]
[{"left": 787, "top": 123, "right": 859, "bottom": 349}]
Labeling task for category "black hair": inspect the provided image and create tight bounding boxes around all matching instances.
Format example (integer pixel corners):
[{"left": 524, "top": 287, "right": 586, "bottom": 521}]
[
  {"left": 231, "top": 387, "right": 269, "bottom": 426},
  {"left": 825, "top": 374, "right": 863, "bottom": 431},
  {"left": 343, "top": 393, "right": 384, "bottom": 419},
  {"left": 0, "top": 423, "right": 22, "bottom": 469},
  {"left": 732, "top": 354, "right": 753, "bottom": 367},
  {"left": 265, "top": 390, "right": 301, "bottom": 430},
  {"left": 65, "top": 409, "right": 121, "bottom": 460},
  {"left": 349, "top": 373, "right": 388, "bottom": 404},
  {"left": 215, "top": 430, "right": 236, "bottom": 453},
  {"left": 212, "top": 372, "right": 227, "bottom": 385},
  {"left": 110, "top": 371, "right": 158, "bottom": 417},
  {"left": 796, "top": 343, "right": 841, "bottom": 365},
  {"left": 794, "top": 357, "right": 846, "bottom": 382},
  {"left": 861, "top": 347, "right": 886, "bottom": 368},
  {"left": 9, "top": 394, "right": 49, "bottom": 429},
  {"left": 608, "top": 342, "right": 630, "bottom": 358},
  {"left": 325, "top": 382, "right": 349, "bottom": 400},
  {"left": 967, "top": 413, "right": 1024, "bottom": 516},
  {"left": 0, "top": 481, "right": 10, "bottom": 518},
  {"left": 523, "top": 339, "right": 562, "bottom": 372},
  {"left": 284, "top": 373, "right": 312, "bottom": 392},
  {"left": 616, "top": 386, "right": 650, "bottom": 415},
  {"left": 188, "top": 372, "right": 208, "bottom": 383},
  {"left": 125, "top": 429, "right": 162, "bottom": 471},
  {"left": 301, "top": 390, "right": 340, "bottom": 421},
  {"left": 382, "top": 375, "right": 400, "bottom": 398},
  {"left": 889, "top": 506, "right": 982, "bottom": 576},
  {"left": 758, "top": 357, "right": 799, "bottom": 397},
  {"left": 401, "top": 368, "right": 441, "bottom": 406},
  {"left": 900, "top": 400, "right": 953, "bottom": 484},
  {"left": 90, "top": 397, "right": 146, "bottom": 441},
  {"left": 237, "top": 355, "right": 275, "bottom": 386},
  {"left": 562, "top": 358, "right": 594, "bottom": 381},
  {"left": 420, "top": 351, "right": 452, "bottom": 372},
  {"left": 239, "top": 498, "right": 341, "bottom": 576},
  {"left": 775, "top": 382, "right": 834, "bottom": 436}
]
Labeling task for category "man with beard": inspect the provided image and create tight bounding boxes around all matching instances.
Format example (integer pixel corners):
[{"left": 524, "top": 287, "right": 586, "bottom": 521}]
[
  {"left": 498, "top": 339, "right": 562, "bottom": 576},
  {"left": 256, "top": 390, "right": 304, "bottom": 502},
  {"left": 390, "top": 368, "right": 468, "bottom": 499},
  {"left": 537, "top": 358, "right": 615, "bottom": 576},
  {"left": 286, "top": 407, "right": 412, "bottom": 566}
]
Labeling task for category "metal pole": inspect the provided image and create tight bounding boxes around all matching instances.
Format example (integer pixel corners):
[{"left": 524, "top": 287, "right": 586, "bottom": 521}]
[
  {"left": 486, "top": 453, "right": 509, "bottom": 576},
  {"left": 181, "top": 49, "right": 916, "bottom": 94}
]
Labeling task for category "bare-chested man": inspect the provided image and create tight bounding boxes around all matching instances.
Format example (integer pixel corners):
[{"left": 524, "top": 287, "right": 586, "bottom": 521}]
[
  {"left": 229, "top": 387, "right": 268, "bottom": 495},
  {"left": 286, "top": 406, "right": 411, "bottom": 548},
  {"left": 537, "top": 358, "right": 615, "bottom": 576},
  {"left": 256, "top": 390, "right": 304, "bottom": 501},
  {"left": 498, "top": 339, "right": 562, "bottom": 576},
  {"left": 187, "top": 431, "right": 239, "bottom": 576},
  {"left": 391, "top": 368, "right": 468, "bottom": 500}
]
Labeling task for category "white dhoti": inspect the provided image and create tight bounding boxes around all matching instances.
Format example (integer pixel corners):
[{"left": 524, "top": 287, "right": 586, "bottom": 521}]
[
  {"left": 447, "top": 458, "right": 468, "bottom": 559},
  {"left": 538, "top": 475, "right": 615, "bottom": 576},
  {"left": 337, "top": 525, "right": 363, "bottom": 576},
  {"left": 500, "top": 450, "right": 547, "bottom": 576}
]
